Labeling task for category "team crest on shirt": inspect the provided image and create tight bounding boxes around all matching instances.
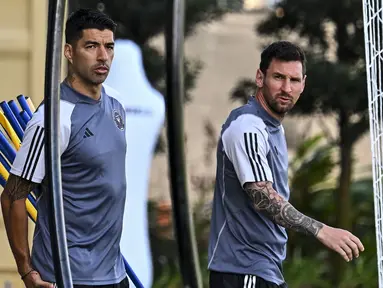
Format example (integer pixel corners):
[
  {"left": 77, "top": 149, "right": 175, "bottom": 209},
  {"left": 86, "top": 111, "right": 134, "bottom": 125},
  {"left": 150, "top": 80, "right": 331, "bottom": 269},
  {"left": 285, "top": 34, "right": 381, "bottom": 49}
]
[{"left": 113, "top": 109, "right": 125, "bottom": 131}]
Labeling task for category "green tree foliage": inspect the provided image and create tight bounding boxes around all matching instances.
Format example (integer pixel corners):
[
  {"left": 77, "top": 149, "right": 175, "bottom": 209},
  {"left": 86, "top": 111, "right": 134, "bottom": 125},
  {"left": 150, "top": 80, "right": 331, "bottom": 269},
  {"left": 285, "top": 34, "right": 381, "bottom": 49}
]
[
  {"left": 284, "top": 135, "right": 377, "bottom": 287},
  {"left": 230, "top": 0, "right": 370, "bottom": 283},
  {"left": 287, "top": 135, "right": 336, "bottom": 258}
]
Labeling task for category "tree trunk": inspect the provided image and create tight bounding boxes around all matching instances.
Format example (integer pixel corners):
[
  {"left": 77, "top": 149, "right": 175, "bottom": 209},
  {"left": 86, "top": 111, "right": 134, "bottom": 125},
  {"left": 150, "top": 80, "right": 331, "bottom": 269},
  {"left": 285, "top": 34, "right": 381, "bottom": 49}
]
[{"left": 332, "top": 112, "right": 353, "bottom": 285}]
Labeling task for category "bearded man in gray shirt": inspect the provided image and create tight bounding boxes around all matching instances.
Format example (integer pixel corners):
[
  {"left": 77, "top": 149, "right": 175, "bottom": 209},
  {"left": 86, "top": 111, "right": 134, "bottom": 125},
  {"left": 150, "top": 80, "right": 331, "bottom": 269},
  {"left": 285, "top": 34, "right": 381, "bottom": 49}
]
[{"left": 208, "top": 40, "right": 364, "bottom": 288}]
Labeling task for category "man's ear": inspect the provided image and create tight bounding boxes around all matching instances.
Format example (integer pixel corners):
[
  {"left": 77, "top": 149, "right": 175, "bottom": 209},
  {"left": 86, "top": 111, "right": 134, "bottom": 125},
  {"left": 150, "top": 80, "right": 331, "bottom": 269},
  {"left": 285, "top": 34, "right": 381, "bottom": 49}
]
[
  {"left": 301, "top": 74, "right": 307, "bottom": 93},
  {"left": 255, "top": 68, "right": 265, "bottom": 88},
  {"left": 64, "top": 43, "right": 73, "bottom": 64}
]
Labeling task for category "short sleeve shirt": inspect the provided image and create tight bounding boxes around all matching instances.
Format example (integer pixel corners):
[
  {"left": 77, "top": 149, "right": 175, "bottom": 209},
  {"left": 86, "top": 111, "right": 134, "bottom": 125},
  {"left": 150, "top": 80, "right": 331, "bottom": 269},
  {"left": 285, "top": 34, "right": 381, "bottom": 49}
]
[
  {"left": 11, "top": 82, "right": 127, "bottom": 285},
  {"left": 208, "top": 97, "right": 290, "bottom": 285}
]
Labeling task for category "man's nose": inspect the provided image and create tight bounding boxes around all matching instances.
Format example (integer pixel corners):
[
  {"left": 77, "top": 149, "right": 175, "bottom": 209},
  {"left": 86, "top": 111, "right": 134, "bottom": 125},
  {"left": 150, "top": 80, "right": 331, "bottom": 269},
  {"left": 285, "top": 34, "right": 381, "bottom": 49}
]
[
  {"left": 281, "top": 79, "right": 292, "bottom": 94},
  {"left": 97, "top": 47, "right": 108, "bottom": 61}
]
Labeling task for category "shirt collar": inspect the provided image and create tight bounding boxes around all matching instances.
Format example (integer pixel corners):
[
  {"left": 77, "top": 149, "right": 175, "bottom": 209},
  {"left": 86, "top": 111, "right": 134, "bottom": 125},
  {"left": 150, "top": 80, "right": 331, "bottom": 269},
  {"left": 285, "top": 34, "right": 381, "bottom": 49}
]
[
  {"left": 249, "top": 96, "right": 281, "bottom": 129},
  {"left": 61, "top": 81, "right": 102, "bottom": 105}
]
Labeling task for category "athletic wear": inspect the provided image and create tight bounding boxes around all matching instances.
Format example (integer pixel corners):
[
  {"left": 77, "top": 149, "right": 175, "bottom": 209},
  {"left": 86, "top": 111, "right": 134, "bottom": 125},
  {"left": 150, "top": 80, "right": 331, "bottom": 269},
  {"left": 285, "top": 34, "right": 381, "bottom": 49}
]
[
  {"left": 11, "top": 82, "right": 127, "bottom": 285},
  {"left": 208, "top": 96, "right": 290, "bottom": 285},
  {"left": 209, "top": 271, "right": 287, "bottom": 288}
]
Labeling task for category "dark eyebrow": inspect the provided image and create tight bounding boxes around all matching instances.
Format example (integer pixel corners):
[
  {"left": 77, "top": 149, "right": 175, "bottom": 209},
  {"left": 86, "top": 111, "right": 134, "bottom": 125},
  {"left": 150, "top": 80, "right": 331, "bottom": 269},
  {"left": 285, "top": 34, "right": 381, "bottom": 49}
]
[
  {"left": 291, "top": 77, "right": 302, "bottom": 82},
  {"left": 273, "top": 72, "right": 286, "bottom": 78},
  {"left": 273, "top": 72, "right": 301, "bottom": 82},
  {"left": 84, "top": 41, "right": 100, "bottom": 46},
  {"left": 84, "top": 41, "right": 115, "bottom": 48}
]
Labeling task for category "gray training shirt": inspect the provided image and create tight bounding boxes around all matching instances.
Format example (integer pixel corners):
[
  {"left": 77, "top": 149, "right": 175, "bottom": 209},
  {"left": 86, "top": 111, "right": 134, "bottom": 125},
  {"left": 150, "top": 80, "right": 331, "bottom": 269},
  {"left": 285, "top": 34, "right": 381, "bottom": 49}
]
[
  {"left": 11, "top": 82, "right": 127, "bottom": 285},
  {"left": 208, "top": 96, "right": 290, "bottom": 285}
]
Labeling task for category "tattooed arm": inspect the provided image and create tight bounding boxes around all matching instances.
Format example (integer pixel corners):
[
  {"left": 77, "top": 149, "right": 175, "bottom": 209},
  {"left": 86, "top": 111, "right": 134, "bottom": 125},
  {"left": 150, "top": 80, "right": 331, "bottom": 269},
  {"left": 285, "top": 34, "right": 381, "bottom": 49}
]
[
  {"left": 244, "top": 181, "right": 323, "bottom": 236},
  {"left": 244, "top": 181, "right": 365, "bottom": 261},
  {"left": 1, "top": 173, "right": 38, "bottom": 276}
]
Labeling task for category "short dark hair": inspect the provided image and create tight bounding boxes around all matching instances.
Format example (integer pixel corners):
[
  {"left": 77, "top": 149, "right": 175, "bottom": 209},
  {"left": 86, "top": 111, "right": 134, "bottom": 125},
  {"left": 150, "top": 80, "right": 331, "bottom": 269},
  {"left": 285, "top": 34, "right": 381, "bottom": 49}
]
[
  {"left": 259, "top": 41, "right": 306, "bottom": 75},
  {"left": 65, "top": 8, "right": 117, "bottom": 45}
]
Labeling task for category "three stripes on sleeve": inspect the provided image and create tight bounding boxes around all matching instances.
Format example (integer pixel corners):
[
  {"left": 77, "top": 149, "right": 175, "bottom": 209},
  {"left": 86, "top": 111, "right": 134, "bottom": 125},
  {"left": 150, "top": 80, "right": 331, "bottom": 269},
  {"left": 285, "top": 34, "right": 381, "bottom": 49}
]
[
  {"left": 21, "top": 126, "right": 44, "bottom": 181},
  {"left": 243, "top": 132, "right": 268, "bottom": 182}
]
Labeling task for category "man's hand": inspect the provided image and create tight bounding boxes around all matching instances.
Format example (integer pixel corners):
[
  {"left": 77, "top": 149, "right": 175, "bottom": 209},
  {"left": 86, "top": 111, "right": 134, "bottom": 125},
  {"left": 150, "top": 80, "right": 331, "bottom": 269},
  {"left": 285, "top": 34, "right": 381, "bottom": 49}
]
[
  {"left": 243, "top": 181, "right": 365, "bottom": 261},
  {"left": 316, "top": 225, "right": 365, "bottom": 262},
  {"left": 22, "top": 270, "right": 54, "bottom": 288}
]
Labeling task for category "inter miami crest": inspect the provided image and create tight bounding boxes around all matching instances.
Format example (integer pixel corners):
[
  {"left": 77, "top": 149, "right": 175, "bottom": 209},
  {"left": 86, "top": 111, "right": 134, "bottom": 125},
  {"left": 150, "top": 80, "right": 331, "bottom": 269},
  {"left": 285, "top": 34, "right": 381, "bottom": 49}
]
[{"left": 113, "top": 109, "right": 125, "bottom": 131}]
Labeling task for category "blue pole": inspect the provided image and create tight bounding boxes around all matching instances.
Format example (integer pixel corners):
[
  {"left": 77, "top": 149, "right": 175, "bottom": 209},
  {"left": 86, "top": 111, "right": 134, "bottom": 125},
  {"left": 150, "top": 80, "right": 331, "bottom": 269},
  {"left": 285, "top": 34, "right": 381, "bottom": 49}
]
[
  {"left": 8, "top": 100, "right": 26, "bottom": 130},
  {"left": 0, "top": 101, "right": 24, "bottom": 140},
  {"left": 17, "top": 95, "right": 33, "bottom": 118}
]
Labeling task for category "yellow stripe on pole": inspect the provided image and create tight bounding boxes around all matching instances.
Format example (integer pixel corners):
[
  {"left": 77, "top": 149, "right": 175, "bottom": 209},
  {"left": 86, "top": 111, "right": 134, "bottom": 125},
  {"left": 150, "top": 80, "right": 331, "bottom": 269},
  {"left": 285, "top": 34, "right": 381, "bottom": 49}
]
[
  {"left": 0, "top": 128, "right": 12, "bottom": 186},
  {"left": 0, "top": 162, "right": 9, "bottom": 180},
  {"left": 0, "top": 111, "right": 21, "bottom": 150},
  {"left": 25, "top": 199, "right": 37, "bottom": 222},
  {"left": 26, "top": 98, "right": 36, "bottom": 113}
]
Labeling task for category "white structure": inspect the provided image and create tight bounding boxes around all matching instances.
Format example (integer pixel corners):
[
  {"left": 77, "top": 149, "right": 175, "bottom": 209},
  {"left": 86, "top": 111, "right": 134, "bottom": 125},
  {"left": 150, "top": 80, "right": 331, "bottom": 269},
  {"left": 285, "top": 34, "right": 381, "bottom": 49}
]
[
  {"left": 363, "top": 1, "right": 383, "bottom": 287},
  {"left": 105, "top": 39, "right": 165, "bottom": 288}
]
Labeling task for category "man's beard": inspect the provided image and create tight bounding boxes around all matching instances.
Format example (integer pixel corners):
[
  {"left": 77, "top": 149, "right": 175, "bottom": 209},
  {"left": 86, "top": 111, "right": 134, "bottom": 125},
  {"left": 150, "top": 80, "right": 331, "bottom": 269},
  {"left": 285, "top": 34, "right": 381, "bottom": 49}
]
[
  {"left": 72, "top": 64, "right": 109, "bottom": 86},
  {"left": 78, "top": 70, "right": 107, "bottom": 85},
  {"left": 262, "top": 86, "right": 295, "bottom": 115},
  {"left": 267, "top": 96, "right": 294, "bottom": 114}
]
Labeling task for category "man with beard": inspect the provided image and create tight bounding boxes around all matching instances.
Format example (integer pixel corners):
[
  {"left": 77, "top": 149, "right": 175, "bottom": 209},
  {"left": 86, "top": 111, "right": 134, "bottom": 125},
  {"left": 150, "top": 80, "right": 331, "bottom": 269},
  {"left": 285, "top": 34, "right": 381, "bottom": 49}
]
[
  {"left": 207, "top": 41, "right": 364, "bottom": 288},
  {"left": 1, "top": 8, "right": 129, "bottom": 288}
]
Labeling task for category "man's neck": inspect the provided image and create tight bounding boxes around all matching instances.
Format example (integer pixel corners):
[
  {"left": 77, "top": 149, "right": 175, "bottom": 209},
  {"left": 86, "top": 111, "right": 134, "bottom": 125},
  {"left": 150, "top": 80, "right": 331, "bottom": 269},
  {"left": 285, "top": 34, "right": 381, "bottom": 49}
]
[
  {"left": 65, "top": 75, "right": 101, "bottom": 101},
  {"left": 255, "top": 90, "right": 284, "bottom": 122}
]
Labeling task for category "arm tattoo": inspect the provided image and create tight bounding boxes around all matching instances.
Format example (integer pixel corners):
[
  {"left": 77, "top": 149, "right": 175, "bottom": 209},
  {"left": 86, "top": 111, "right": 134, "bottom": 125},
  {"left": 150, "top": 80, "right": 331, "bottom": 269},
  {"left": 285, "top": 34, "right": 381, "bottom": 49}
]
[
  {"left": 244, "top": 181, "right": 323, "bottom": 236},
  {"left": 4, "top": 174, "right": 38, "bottom": 203}
]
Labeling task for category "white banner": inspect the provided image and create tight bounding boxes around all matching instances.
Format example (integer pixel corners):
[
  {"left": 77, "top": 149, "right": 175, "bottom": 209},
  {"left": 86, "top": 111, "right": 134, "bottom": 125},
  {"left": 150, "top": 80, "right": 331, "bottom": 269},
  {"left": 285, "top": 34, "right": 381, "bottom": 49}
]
[{"left": 105, "top": 39, "right": 165, "bottom": 288}]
